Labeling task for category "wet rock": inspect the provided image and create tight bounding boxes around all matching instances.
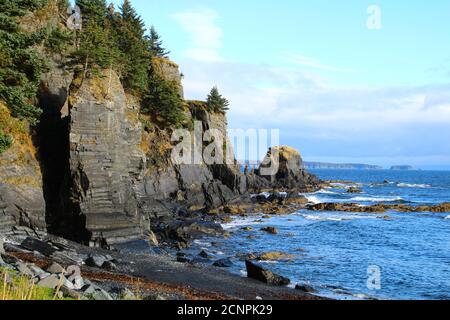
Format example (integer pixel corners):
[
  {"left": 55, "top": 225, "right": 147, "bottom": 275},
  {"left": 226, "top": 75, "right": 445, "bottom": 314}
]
[
  {"left": 176, "top": 253, "right": 191, "bottom": 263},
  {"left": 347, "top": 187, "right": 363, "bottom": 194},
  {"left": 245, "top": 260, "right": 290, "bottom": 286},
  {"left": 241, "top": 227, "right": 253, "bottom": 231},
  {"left": 20, "top": 237, "right": 56, "bottom": 256},
  {"left": 261, "top": 227, "right": 278, "bottom": 234},
  {"left": 167, "top": 220, "right": 224, "bottom": 244},
  {"left": 258, "top": 252, "right": 293, "bottom": 261},
  {"left": 295, "top": 283, "right": 316, "bottom": 293},
  {"left": 198, "top": 250, "right": 212, "bottom": 259},
  {"left": 213, "top": 258, "right": 234, "bottom": 268},
  {"left": 236, "top": 252, "right": 258, "bottom": 261}
]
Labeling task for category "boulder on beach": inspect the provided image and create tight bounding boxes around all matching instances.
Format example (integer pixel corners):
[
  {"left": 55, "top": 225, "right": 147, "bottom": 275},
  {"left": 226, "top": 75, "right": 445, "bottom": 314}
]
[{"left": 245, "top": 260, "right": 290, "bottom": 286}]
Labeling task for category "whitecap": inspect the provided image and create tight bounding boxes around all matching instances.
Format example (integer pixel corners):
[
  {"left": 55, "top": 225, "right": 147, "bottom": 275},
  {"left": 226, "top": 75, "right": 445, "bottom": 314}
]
[
  {"left": 305, "top": 195, "right": 323, "bottom": 204},
  {"left": 445, "top": 215, "right": 450, "bottom": 220},
  {"left": 314, "top": 189, "right": 339, "bottom": 195},
  {"left": 350, "top": 196, "right": 404, "bottom": 203},
  {"left": 397, "top": 183, "right": 431, "bottom": 188}
]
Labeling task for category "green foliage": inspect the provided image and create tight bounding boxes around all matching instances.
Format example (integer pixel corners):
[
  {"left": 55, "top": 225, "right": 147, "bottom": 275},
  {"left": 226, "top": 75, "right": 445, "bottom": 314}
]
[
  {"left": 73, "top": 17, "right": 120, "bottom": 72},
  {"left": 43, "top": 26, "right": 72, "bottom": 53},
  {"left": 144, "top": 73, "right": 186, "bottom": 128},
  {"left": 0, "top": 131, "right": 13, "bottom": 154},
  {"left": 76, "top": 0, "right": 108, "bottom": 24},
  {"left": 146, "top": 26, "right": 169, "bottom": 58},
  {"left": 113, "top": 0, "right": 150, "bottom": 93},
  {"left": 0, "top": 0, "right": 50, "bottom": 124},
  {"left": 206, "top": 86, "right": 229, "bottom": 113}
]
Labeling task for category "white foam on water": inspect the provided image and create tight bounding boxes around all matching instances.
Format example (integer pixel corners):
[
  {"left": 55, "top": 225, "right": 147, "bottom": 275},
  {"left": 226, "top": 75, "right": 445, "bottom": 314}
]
[
  {"left": 314, "top": 189, "right": 339, "bottom": 195},
  {"left": 221, "top": 216, "right": 263, "bottom": 230},
  {"left": 300, "top": 213, "right": 376, "bottom": 222},
  {"left": 305, "top": 195, "right": 323, "bottom": 204},
  {"left": 445, "top": 215, "right": 450, "bottom": 220},
  {"left": 397, "top": 183, "right": 432, "bottom": 188},
  {"left": 350, "top": 196, "right": 404, "bottom": 202}
]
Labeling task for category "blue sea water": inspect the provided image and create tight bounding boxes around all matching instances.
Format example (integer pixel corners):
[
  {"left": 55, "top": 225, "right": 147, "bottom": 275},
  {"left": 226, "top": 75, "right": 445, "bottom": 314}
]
[{"left": 195, "top": 170, "right": 450, "bottom": 300}]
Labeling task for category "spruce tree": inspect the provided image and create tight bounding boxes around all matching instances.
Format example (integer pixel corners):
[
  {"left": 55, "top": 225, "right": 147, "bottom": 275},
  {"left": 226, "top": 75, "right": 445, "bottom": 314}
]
[
  {"left": 0, "top": 0, "right": 49, "bottom": 124},
  {"left": 114, "top": 0, "right": 150, "bottom": 93},
  {"left": 206, "top": 87, "right": 230, "bottom": 113},
  {"left": 146, "top": 26, "right": 170, "bottom": 58},
  {"left": 75, "top": 17, "right": 119, "bottom": 72},
  {"left": 76, "top": 0, "right": 108, "bottom": 25},
  {"left": 144, "top": 73, "right": 186, "bottom": 128}
]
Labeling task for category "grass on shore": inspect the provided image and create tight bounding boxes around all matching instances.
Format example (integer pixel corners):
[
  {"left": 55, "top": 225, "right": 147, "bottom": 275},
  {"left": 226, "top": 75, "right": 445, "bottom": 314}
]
[{"left": 0, "top": 268, "right": 72, "bottom": 301}]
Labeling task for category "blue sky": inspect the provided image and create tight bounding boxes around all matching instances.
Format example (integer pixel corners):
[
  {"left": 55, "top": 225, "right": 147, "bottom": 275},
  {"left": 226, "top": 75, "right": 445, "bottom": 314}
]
[{"left": 107, "top": 0, "right": 450, "bottom": 169}]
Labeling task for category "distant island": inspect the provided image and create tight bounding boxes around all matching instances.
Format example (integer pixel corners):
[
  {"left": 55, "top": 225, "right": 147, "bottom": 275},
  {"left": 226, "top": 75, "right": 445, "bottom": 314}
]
[
  {"left": 304, "top": 162, "right": 383, "bottom": 170},
  {"left": 390, "top": 165, "right": 416, "bottom": 171}
]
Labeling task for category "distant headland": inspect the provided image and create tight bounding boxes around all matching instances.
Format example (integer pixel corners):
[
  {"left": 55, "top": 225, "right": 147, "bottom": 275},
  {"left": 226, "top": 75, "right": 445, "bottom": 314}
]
[{"left": 304, "top": 162, "right": 383, "bottom": 170}]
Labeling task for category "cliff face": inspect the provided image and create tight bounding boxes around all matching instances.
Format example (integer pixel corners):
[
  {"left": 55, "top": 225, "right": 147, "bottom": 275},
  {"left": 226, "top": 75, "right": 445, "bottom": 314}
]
[
  {"left": 67, "top": 70, "right": 147, "bottom": 245},
  {"left": 0, "top": 103, "right": 46, "bottom": 233},
  {"left": 0, "top": 56, "right": 319, "bottom": 246},
  {"left": 64, "top": 60, "right": 246, "bottom": 245}
]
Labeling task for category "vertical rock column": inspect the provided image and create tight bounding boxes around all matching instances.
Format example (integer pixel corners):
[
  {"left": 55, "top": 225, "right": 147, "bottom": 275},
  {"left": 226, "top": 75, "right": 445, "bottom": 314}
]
[{"left": 68, "top": 70, "right": 146, "bottom": 246}]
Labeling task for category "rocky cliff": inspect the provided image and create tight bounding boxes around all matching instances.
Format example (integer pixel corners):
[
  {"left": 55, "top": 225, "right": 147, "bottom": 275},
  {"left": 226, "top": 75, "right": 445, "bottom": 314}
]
[
  {"left": 0, "top": 103, "right": 46, "bottom": 234},
  {"left": 0, "top": 55, "right": 320, "bottom": 246}
]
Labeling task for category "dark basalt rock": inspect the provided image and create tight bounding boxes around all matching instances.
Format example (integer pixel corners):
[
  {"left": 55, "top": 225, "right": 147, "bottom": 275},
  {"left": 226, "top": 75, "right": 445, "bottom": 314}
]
[
  {"left": 21, "top": 237, "right": 56, "bottom": 257},
  {"left": 261, "top": 227, "right": 278, "bottom": 234},
  {"left": 347, "top": 187, "right": 363, "bottom": 194},
  {"left": 166, "top": 220, "right": 224, "bottom": 244},
  {"left": 245, "top": 260, "right": 290, "bottom": 286},
  {"left": 295, "top": 283, "right": 316, "bottom": 293},
  {"left": 213, "top": 258, "right": 233, "bottom": 268}
]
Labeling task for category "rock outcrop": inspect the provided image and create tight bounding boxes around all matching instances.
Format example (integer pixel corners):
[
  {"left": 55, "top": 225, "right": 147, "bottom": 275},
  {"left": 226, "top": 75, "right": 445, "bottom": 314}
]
[
  {"left": 0, "top": 55, "right": 320, "bottom": 246},
  {"left": 67, "top": 70, "right": 147, "bottom": 246},
  {"left": 255, "top": 146, "right": 320, "bottom": 192},
  {"left": 0, "top": 103, "right": 46, "bottom": 234}
]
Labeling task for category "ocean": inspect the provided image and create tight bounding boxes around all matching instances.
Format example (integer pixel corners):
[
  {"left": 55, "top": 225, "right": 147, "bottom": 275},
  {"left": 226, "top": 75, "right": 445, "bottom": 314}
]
[{"left": 193, "top": 170, "right": 450, "bottom": 300}]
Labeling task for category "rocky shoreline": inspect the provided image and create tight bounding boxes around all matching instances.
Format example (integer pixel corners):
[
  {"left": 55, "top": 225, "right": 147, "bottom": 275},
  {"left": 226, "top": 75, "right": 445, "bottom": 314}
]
[{"left": 0, "top": 227, "right": 325, "bottom": 300}]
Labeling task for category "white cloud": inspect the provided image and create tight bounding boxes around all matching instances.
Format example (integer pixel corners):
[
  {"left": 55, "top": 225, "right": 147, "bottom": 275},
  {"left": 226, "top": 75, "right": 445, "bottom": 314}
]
[
  {"left": 172, "top": 8, "right": 224, "bottom": 62},
  {"left": 178, "top": 58, "right": 450, "bottom": 167},
  {"left": 283, "top": 52, "right": 359, "bottom": 73}
]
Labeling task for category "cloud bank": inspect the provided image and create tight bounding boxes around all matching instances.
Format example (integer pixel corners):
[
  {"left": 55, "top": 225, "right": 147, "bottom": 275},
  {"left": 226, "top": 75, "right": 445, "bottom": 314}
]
[{"left": 173, "top": 8, "right": 450, "bottom": 169}]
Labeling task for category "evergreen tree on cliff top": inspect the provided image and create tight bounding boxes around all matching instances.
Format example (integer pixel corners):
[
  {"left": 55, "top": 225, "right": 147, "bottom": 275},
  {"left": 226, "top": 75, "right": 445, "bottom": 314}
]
[
  {"left": 144, "top": 73, "right": 186, "bottom": 128},
  {"left": 146, "top": 26, "right": 170, "bottom": 58},
  {"left": 0, "top": 0, "right": 49, "bottom": 124},
  {"left": 74, "top": 1, "right": 121, "bottom": 74},
  {"left": 206, "top": 87, "right": 229, "bottom": 113},
  {"left": 114, "top": 0, "right": 150, "bottom": 93},
  {"left": 76, "top": 0, "right": 108, "bottom": 24}
]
